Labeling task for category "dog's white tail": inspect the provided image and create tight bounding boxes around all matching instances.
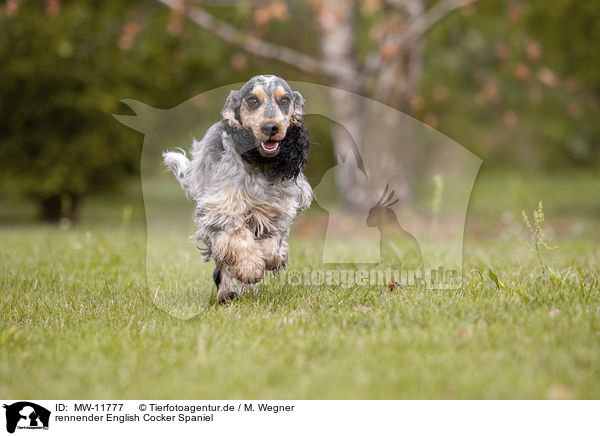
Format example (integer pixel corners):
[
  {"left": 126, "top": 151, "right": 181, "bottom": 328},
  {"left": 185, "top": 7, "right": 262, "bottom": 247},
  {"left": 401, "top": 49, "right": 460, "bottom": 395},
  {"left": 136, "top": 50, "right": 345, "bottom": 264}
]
[{"left": 163, "top": 149, "right": 190, "bottom": 192}]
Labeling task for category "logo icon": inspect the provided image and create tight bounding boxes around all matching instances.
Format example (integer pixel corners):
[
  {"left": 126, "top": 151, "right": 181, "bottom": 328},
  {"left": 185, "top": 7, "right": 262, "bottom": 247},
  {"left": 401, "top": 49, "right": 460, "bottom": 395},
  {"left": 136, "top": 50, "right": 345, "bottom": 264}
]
[{"left": 3, "top": 402, "right": 50, "bottom": 434}]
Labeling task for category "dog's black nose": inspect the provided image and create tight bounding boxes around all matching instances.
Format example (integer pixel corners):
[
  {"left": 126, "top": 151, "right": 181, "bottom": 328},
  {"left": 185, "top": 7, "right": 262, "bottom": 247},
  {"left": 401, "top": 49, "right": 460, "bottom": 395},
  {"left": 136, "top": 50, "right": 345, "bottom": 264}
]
[{"left": 261, "top": 122, "right": 279, "bottom": 137}]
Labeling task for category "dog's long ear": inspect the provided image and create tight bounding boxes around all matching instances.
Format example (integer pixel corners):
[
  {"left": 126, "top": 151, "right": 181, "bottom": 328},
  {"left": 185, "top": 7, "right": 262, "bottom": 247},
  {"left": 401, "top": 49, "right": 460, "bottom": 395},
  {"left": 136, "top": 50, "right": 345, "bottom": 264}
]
[
  {"left": 291, "top": 90, "right": 305, "bottom": 125},
  {"left": 276, "top": 121, "right": 310, "bottom": 180},
  {"left": 221, "top": 90, "right": 242, "bottom": 128}
]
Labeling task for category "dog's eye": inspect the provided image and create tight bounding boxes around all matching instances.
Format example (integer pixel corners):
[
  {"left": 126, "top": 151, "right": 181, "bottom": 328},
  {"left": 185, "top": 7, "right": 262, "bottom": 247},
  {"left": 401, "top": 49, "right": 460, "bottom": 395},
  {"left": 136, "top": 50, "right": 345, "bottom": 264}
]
[
  {"left": 246, "top": 96, "right": 259, "bottom": 108},
  {"left": 280, "top": 97, "right": 290, "bottom": 107}
]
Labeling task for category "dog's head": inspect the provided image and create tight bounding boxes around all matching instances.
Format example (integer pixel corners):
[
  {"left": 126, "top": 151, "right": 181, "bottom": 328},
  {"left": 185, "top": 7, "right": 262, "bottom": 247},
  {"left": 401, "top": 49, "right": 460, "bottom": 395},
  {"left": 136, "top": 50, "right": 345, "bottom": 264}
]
[
  {"left": 221, "top": 75, "right": 309, "bottom": 180},
  {"left": 222, "top": 74, "right": 305, "bottom": 157}
]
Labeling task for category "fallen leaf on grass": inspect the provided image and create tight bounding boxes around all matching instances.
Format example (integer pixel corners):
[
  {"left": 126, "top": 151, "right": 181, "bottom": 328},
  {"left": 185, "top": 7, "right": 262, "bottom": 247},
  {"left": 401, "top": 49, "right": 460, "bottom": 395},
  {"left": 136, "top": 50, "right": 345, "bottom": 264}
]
[{"left": 388, "top": 281, "right": 401, "bottom": 292}]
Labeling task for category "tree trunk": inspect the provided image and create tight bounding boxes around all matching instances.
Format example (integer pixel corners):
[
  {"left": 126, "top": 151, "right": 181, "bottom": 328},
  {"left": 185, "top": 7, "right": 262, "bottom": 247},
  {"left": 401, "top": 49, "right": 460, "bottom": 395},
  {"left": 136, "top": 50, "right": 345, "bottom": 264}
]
[
  {"left": 316, "top": 0, "right": 423, "bottom": 208},
  {"left": 329, "top": 99, "right": 418, "bottom": 209},
  {"left": 39, "top": 194, "right": 79, "bottom": 223}
]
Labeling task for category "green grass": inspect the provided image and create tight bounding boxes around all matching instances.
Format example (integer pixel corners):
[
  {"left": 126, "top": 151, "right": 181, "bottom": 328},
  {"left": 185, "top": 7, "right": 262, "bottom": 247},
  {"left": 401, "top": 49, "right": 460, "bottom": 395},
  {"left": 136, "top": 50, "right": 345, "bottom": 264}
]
[{"left": 1, "top": 170, "right": 599, "bottom": 398}]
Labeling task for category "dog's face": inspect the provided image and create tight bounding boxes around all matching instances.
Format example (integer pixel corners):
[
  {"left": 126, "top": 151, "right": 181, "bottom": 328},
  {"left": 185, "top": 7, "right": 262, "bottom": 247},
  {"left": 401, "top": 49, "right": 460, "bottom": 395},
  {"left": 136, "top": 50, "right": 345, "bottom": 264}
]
[{"left": 222, "top": 75, "right": 305, "bottom": 158}]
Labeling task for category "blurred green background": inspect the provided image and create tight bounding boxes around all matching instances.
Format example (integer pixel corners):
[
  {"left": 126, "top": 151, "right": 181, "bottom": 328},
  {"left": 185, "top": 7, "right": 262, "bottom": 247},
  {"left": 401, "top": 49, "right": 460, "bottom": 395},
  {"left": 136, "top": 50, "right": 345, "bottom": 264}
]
[{"left": 0, "top": 0, "right": 598, "bottom": 224}]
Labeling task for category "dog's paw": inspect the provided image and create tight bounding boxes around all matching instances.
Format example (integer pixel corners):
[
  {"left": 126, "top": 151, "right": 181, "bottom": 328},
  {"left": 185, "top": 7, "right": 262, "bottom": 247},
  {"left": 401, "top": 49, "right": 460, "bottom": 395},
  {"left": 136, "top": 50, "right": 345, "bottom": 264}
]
[
  {"left": 261, "top": 238, "right": 288, "bottom": 271},
  {"left": 279, "top": 241, "right": 289, "bottom": 268},
  {"left": 233, "top": 258, "right": 265, "bottom": 284},
  {"left": 217, "top": 287, "right": 238, "bottom": 304},
  {"left": 212, "top": 229, "right": 266, "bottom": 283}
]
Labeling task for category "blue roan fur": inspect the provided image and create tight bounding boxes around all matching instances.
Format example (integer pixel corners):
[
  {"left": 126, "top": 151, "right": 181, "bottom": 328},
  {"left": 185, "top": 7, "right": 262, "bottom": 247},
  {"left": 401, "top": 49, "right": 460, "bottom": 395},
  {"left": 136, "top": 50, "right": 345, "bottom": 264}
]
[{"left": 163, "top": 75, "right": 313, "bottom": 302}]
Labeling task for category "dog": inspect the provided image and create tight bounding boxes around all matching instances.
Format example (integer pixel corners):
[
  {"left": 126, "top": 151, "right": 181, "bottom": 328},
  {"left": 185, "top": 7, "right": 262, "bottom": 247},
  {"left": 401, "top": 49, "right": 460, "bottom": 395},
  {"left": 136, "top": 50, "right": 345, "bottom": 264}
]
[{"left": 163, "top": 75, "right": 313, "bottom": 302}]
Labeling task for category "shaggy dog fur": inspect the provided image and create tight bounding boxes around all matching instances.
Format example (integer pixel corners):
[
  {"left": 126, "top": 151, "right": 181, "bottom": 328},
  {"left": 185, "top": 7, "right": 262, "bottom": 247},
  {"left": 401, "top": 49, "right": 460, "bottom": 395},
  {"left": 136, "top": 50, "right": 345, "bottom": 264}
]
[{"left": 163, "top": 75, "right": 313, "bottom": 302}]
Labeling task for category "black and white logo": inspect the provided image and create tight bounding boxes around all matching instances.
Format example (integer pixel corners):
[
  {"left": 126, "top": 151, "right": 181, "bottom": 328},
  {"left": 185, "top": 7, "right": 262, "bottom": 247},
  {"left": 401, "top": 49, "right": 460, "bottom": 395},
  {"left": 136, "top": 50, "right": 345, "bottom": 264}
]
[{"left": 3, "top": 402, "right": 50, "bottom": 434}]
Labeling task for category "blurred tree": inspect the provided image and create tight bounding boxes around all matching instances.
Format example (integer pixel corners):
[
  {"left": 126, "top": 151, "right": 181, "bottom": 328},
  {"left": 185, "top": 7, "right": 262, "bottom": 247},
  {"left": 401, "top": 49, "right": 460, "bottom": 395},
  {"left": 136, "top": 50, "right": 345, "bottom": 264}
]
[
  {"left": 0, "top": 0, "right": 278, "bottom": 221},
  {"left": 154, "top": 0, "right": 479, "bottom": 208},
  {"left": 0, "top": 1, "right": 146, "bottom": 221},
  {"left": 418, "top": 0, "right": 600, "bottom": 168},
  {"left": 3, "top": 0, "right": 598, "bottom": 222}
]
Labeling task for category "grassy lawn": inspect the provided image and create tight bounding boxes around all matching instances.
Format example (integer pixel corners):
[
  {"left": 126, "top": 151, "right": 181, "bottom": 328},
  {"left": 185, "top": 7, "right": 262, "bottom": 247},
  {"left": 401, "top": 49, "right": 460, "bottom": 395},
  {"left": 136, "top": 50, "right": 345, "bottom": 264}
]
[{"left": 1, "top": 170, "right": 599, "bottom": 399}]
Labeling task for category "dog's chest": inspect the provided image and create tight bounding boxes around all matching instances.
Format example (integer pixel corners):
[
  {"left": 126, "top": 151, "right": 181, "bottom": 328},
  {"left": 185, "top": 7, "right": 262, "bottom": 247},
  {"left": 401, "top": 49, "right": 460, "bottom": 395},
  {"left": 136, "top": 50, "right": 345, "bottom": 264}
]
[
  {"left": 242, "top": 179, "right": 296, "bottom": 238},
  {"left": 245, "top": 204, "right": 279, "bottom": 238},
  {"left": 204, "top": 139, "right": 299, "bottom": 237}
]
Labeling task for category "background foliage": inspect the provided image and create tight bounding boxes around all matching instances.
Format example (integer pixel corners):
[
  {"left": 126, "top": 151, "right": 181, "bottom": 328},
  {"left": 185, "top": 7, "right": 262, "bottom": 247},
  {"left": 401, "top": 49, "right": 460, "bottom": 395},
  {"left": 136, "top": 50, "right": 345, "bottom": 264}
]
[
  {"left": 0, "top": 0, "right": 598, "bottom": 220},
  {"left": 421, "top": 0, "right": 600, "bottom": 168}
]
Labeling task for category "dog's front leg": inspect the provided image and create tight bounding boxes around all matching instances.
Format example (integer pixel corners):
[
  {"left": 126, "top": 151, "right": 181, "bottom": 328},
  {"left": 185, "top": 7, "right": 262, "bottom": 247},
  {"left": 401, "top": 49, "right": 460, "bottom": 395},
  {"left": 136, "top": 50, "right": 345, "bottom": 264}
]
[
  {"left": 213, "top": 263, "right": 239, "bottom": 303},
  {"left": 260, "top": 237, "right": 289, "bottom": 271},
  {"left": 212, "top": 228, "right": 265, "bottom": 284}
]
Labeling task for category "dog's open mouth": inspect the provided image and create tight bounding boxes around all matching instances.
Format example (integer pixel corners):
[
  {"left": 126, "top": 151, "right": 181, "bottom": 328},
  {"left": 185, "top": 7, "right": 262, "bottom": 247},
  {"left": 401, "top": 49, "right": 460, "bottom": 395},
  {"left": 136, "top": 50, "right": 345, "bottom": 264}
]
[{"left": 258, "top": 140, "right": 280, "bottom": 157}]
